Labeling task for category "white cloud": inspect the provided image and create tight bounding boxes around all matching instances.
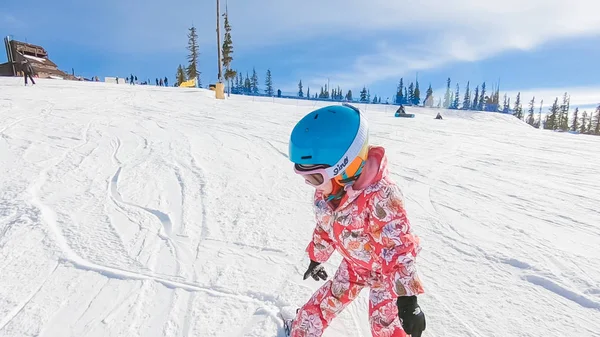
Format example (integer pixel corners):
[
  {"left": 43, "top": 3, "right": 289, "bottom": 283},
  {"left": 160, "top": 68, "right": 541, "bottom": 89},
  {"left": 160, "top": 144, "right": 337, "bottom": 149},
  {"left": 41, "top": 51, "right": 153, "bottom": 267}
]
[{"left": 503, "top": 86, "right": 600, "bottom": 112}]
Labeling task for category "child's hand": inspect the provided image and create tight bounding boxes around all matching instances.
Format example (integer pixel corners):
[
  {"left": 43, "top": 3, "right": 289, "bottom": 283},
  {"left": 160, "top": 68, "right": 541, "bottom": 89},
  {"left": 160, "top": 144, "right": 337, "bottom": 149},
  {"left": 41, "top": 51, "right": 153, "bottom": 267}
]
[
  {"left": 397, "top": 296, "right": 426, "bottom": 336},
  {"left": 303, "top": 260, "right": 328, "bottom": 281}
]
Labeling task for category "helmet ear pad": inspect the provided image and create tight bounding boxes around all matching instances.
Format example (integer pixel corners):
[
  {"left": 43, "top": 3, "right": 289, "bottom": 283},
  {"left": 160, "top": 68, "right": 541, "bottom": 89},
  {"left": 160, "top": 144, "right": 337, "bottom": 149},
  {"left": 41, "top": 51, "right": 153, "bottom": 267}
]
[{"left": 333, "top": 141, "right": 369, "bottom": 185}]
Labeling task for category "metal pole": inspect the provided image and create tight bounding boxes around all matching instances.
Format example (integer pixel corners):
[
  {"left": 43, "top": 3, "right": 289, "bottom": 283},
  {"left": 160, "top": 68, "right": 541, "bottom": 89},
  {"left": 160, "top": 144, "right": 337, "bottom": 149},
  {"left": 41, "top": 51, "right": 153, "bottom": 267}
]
[{"left": 216, "top": 0, "right": 223, "bottom": 83}]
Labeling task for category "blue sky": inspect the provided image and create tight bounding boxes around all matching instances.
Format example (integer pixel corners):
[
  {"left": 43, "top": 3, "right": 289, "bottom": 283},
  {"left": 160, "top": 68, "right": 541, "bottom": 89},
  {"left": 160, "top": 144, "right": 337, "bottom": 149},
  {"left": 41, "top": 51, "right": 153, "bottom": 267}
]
[{"left": 1, "top": 0, "right": 600, "bottom": 111}]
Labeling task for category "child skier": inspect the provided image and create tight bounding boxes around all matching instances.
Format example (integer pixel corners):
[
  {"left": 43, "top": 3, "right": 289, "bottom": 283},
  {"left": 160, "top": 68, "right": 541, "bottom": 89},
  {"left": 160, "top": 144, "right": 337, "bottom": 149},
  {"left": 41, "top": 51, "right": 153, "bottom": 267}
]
[{"left": 288, "top": 104, "right": 426, "bottom": 337}]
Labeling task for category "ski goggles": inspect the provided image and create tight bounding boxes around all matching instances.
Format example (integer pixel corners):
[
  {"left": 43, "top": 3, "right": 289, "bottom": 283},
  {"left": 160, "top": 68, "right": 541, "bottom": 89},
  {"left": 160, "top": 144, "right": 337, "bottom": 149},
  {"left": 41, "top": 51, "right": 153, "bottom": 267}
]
[{"left": 294, "top": 163, "right": 332, "bottom": 188}]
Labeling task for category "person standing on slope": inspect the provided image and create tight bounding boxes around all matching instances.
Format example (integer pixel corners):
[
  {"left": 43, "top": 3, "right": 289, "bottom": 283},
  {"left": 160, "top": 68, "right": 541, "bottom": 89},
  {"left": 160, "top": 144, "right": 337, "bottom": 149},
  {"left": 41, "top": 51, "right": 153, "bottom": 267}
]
[
  {"left": 20, "top": 59, "right": 36, "bottom": 86},
  {"left": 288, "top": 104, "right": 426, "bottom": 337}
]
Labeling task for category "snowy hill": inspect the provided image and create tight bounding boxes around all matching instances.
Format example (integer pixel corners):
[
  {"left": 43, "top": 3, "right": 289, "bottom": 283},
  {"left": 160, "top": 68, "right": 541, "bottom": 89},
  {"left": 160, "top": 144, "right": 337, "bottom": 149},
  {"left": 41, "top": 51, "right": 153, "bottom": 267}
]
[{"left": 1, "top": 77, "right": 599, "bottom": 337}]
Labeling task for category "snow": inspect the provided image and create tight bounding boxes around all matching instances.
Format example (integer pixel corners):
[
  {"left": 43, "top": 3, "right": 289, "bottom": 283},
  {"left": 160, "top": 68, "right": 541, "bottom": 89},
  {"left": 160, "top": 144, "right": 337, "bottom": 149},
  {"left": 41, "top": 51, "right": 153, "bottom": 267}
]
[
  {"left": 22, "top": 54, "right": 47, "bottom": 63},
  {"left": 0, "top": 77, "right": 599, "bottom": 337}
]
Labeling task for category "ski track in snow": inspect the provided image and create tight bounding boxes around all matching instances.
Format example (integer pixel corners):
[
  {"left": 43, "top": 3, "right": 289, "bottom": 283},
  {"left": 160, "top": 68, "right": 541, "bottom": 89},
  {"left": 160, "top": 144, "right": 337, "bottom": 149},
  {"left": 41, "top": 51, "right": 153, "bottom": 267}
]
[{"left": 0, "top": 78, "right": 599, "bottom": 337}]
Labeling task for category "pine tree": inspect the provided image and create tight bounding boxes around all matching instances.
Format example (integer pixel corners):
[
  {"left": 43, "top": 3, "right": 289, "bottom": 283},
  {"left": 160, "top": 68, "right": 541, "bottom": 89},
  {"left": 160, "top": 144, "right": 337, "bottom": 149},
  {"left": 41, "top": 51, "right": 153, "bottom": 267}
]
[
  {"left": 404, "top": 87, "right": 408, "bottom": 103},
  {"left": 580, "top": 111, "right": 588, "bottom": 134},
  {"left": 237, "top": 72, "right": 243, "bottom": 93},
  {"left": 443, "top": 78, "right": 451, "bottom": 108},
  {"left": 244, "top": 72, "right": 251, "bottom": 94},
  {"left": 472, "top": 86, "right": 479, "bottom": 111},
  {"left": 452, "top": 83, "right": 460, "bottom": 109},
  {"left": 221, "top": 10, "right": 236, "bottom": 93},
  {"left": 587, "top": 112, "right": 593, "bottom": 134},
  {"left": 251, "top": 68, "right": 259, "bottom": 95},
  {"left": 176, "top": 64, "right": 187, "bottom": 86},
  {"left": 307, "top": 87, "right": 310, "bottom": 99},
  {"left": 346, "top": 90, "right": 353, "bottom": 101},
  {"left": 570, "top": 108, "right": 579, "bottom": 132},
  {"left": 407, "top": 82, "right": 414, "bottom": 105},
  {"left": 513, "top": 92, "right": 523, "bottom": 120},
  {"left": 413, "top": 81, "right": 421, "bottom": 105},
  {"left": 396, "top": 79, "right": 404, "bottom": 105},
  {"left": 265, "top": 69, "right": 273, "bottom": 96},
  {"left": 360, "top": 87, "right": 368, "bottom": 102},
  {"left": 537, "top": 99, "right": 544, "bottom": 128},
  {"left": 367, "top": 89, "right": 371, "bottom": 103},
  {"left": 298, "top": 80, "right": 304, "bottom": 97},
  {"left": 526, "top": 96, "right": 536, "bottom": 126},
  {"left": 545, "top": 97, "right": 559, "bottom": 130},
  {"left": 478, "top": 82, "right": 486, "bottom": 110},
  {"left": 372, "top": 95, "right": 378, "bottom": 104},
  {"left": 424, "top": 84, "right": 434, "bottom": 107},
  {"left": 502, "top": 94, "right": 509, "bottom": 113},
  {"left": 594, "top": 105, "right": 600, "bottom": 135},
  {"left": 559, "top": 92, "right": 570, "bottom": 131},
  {"left": 462, "top": 81, "right": 471, "bottom": 110},
  {"left": 186, "top": 25, "right": 201, "bottom": 86}
]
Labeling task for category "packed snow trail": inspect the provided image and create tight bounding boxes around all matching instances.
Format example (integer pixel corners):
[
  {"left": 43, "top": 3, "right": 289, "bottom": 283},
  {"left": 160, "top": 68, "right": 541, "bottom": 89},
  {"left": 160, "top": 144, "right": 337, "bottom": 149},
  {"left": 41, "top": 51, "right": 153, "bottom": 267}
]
[{"left": 0, "top": 77, "right": 599, "bottom": 337}]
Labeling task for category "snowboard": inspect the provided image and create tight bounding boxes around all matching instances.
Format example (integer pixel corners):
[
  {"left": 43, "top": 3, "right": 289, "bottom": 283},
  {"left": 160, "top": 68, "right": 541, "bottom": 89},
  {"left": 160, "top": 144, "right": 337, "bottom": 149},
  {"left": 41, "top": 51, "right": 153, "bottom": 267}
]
[{"left": 277, "top": 306, "right": 298, "bottom": 337}]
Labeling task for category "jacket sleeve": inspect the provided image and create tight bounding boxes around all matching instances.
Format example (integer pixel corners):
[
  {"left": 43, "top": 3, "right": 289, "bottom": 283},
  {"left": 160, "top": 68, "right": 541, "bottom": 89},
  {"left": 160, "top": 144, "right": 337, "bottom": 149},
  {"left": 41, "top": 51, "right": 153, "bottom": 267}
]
[
  {"left": 306, "top": 212, "right": 336, "bottom": 264},
  {"left": 368, "top": 184, "right": 424, "bottom": 297}
]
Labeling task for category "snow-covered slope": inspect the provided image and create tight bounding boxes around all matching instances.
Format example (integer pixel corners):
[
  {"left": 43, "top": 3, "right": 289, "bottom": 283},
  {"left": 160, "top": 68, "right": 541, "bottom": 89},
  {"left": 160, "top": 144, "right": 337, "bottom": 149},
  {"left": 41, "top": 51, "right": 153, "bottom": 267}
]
[{"left": 0, "top": 77, "right": 599, "bottom": 337}]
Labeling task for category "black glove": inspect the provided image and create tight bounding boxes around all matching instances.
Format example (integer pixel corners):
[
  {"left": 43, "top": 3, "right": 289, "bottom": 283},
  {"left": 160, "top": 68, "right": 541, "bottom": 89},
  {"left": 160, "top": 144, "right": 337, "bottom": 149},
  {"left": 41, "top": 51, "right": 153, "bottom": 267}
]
[
  {"left": 397, "top": 296, "right": 426, "bottom": 336},
  {"left": 302, "top": 260, "right": 328, "bottom": 281}
]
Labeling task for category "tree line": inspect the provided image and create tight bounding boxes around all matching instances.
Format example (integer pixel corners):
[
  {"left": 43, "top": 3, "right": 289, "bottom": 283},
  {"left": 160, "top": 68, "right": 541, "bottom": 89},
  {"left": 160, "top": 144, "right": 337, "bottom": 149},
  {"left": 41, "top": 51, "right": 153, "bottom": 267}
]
[{"left": 171, "top": 10, "right": 600, "bottom": 136}]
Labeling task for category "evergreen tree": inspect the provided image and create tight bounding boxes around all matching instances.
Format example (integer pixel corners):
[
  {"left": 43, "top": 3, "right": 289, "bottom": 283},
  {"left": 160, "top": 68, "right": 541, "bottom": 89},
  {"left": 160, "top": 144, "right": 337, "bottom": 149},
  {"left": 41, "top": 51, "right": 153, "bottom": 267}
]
[
  {"left": 176, "top": 64, "right": 187, "bottom": 86},
  {"left": 237, "top": 72, "right": 243, "bottom": 93},
  {"left": 298, "top": 80, "right": 304, "bottom": 97},
  {"left": 462, "top": 81, "right": 471, "bottom": 110},
  {"left": 186, "top": 25, "right": 201, "bottom": 86},
  {"left": 221, "top": 10, "right": 236, "bottom": 93},
  {"left": 404, "top": 87, "right": 408, "bottom": 102},
  {"left": 265, "top": 69, "right": 274, "bottom": 96},
  {"left": 372, "top": 95, "right": 378, "bottom": 104},
  {"left": 502, "top": 93, "right": 509, "bottom": 113},
  {"left": 413, "top": 81, "right": 421, "bottom": 105},
  {"left": 570, "top": 108, "right": 579, "bottom": 132},
  {"left": 443, "top": 78, "right": 451, "bottom": 108},
  {"left": 594, "top": 105, "right": 600, "bottom": 135},
  {"left": 536, "top": 99, "right": 544, "bottom": 129},
  {"left": 319, "top": 87, "right": 324, "bottom": 98},
  {"left": 407, "top": 83, "right": 414, "bottom": 105},
  {"left": 513, "top": 92, "right": 523, "bottom": 120},
  {"left": 452, "top": 83, "right": 460, "bottom": 109},
  {"left": 559, "top": 92, "right": 570, "bottom": 131},
  {"left": 360, "top": 87, "right": 368, "bottom": 102},
  {"left": 478, "top": 82, "right": 486, "bottom": 111},
  {"left": 251, "top": 68, "right": 259, "bottom": 95},
  {"left": 367, "top": 89, "right": 371, "bottom": 103},
  {"left": 396, "top": 78, "right": 405, "bottom": 105},
  {"left": 424, "top": 84, "right": 434, "bottom": 107},
  {"left": 324, "top": 84, "right": 329, "bottom": 99},
  {"left": 244, "top": 72, "right": 251, "bottom": 94},
  {"left": 472, "top": 86, "right": 479, "bottom": 111},
  {"left": 545, "top": 97, "right": 560, "bottom": 130},
  {"left": 346, "top": 90, "right": 353, "bottom": 101},
  {"left": 580, "top": 111, "right": 588, "bottom": 134},
  {"left": 307, "top": 87, "right": 310, "bottom": 99},
  {"left": 587, "top": 112, "right": 593, "bottom": 134},
  {"left": 526, "top": 96, "right": 536, "bottom": 126}
]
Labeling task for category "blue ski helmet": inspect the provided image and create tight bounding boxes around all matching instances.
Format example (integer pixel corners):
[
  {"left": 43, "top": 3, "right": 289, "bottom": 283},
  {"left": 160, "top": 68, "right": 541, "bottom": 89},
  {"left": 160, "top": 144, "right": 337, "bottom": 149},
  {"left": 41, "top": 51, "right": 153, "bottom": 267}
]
[{"left": 289, "top": 103, "right": 369, "bottom": 180}]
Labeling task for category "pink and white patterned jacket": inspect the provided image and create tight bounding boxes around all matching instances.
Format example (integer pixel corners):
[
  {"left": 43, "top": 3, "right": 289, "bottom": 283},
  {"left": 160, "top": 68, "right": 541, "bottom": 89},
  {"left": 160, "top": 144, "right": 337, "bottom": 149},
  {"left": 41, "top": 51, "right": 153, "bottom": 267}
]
[{"left": 306, "top": 146, "right": 424, "bottom": 297}]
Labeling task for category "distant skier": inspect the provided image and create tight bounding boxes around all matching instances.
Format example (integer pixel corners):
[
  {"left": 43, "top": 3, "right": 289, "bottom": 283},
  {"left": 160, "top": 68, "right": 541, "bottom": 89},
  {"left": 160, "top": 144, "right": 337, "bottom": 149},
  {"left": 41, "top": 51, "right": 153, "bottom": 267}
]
[
  {"left": 435, "top": 112, "right": 443, "bottom": 120},
  {"left": 396, "top": 104, "right": 406, "bottom": 115},
  {"left": 288, "top": 104, "right": 426, "bottom": 337},
  {"left": 20, "top": 59, "right": 35, "bottom": 86},
  {"left": 130, "top": 74, "right": 134, "bottom": 85}
]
